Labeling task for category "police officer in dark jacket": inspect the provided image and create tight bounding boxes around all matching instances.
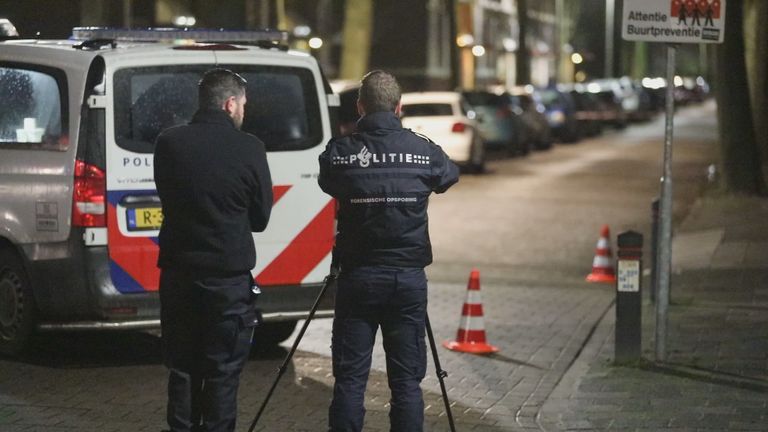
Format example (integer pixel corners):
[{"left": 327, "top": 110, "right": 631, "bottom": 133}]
[
  {"left": 318, "top": 70, "right": 459, "bottom": 432},
  {"left": 154, "top": 68, "right": 273, "bottom": 432}
]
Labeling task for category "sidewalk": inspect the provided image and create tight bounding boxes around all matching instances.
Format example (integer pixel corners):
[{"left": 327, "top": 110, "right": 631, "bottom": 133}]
[{"left": 539, "top": 195, "right": 768, "bottom": 431}]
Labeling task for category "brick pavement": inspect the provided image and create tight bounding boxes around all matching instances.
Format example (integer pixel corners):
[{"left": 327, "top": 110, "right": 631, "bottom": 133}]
[
  {"left": 539, "top": 195, "right": 768, "bottom": 431},
  {"left": 281, "top": 277, "right": 614, "bottom": 431}
]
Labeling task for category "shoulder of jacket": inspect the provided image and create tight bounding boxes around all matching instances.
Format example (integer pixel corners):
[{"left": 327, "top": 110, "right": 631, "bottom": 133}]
[
  {"left": 158, "top": 123, "right": 188, "bottom": 138},
  {"left": 240, "top": 130, "right": 265, "bottom": 145},
  {"left": 406, "top": 129, "right": 436, "bottom": 145},
  {"left": 327, "top": 134, "right": 357, "bottom": 148}
]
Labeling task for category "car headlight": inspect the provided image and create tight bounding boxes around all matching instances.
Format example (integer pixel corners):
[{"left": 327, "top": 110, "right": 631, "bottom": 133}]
[{"left": 548, "top": 110, "right": 566, "bottom": 125}]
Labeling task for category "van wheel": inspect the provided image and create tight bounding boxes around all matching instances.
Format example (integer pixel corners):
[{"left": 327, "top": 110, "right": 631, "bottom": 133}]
[
  {"left": 0, "top": 249, "right": 36, "bottom": 356},
  {"left": 252, "top": 320, "right": 298, "bottom": 346}
]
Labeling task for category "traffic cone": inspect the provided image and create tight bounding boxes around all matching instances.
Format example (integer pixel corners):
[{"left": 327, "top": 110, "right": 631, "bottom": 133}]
[
  {"left": 586, "top": 224, "right": 617, "bottom": 283},
  {"left": 443, "top": 269, "right": 499, "bottom": 354}
]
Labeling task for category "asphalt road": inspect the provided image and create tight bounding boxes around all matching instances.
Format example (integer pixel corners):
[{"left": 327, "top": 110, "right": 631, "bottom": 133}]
[{"left": 0, "top": 101, "right": 719, "bottom": 432}]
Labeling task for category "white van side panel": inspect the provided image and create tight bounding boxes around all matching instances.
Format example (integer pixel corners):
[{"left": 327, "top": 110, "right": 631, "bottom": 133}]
[{"left": 0, "top": 47, "right": 93, "bottom": 250}]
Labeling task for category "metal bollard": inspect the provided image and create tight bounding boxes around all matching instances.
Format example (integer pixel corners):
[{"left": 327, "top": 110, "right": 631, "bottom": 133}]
[
  {"left": 650, "top": 198, "right": 659, "bottom": 304},
  {"left": 615, "top": 231, "right": 643, "bottom": 364}
]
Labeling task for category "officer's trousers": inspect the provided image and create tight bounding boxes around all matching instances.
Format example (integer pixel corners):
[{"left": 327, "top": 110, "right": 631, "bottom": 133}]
[
  {"left": 160, "top": 269, "right": 256, "bottom": 432},
  {"left": 328, "top": 266, "right": 427, "bottom": 432}
]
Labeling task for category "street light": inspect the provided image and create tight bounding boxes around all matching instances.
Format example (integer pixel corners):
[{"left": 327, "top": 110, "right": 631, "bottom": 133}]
[
  {"left": 308, "top": 37, "right": 323, "bottom": 49},
  {"left": 471, "top": 45, "right": 485, "bottom": 57},
  {"left": 456, "top": 33, "right": 474, "bottom": 48}
]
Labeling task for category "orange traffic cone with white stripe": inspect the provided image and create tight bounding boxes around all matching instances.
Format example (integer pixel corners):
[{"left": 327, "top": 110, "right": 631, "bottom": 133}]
[
  {"left": 443, "top": 269, "right": 499, "bottom": 354},
  {"left": 586, "top": 224, "right": 617, "bottom": 283}
]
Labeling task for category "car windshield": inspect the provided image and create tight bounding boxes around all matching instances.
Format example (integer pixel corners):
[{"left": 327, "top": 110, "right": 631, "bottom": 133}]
[
  {"left": 538, "top": 89, "right": 561, "bottom": 106},
  {"left": 113, "top": 64, "right": 322, "bottom": 153},
  {"left": 401, "top": 103, "right": 453, "bottom": 117}
]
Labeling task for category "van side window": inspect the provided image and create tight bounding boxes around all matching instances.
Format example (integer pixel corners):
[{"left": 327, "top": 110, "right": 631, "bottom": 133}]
[
  {"left": 0, "top": 65, "right": 67, "bottom": 150},
  {"left": 113, "top": 65, "right": 322, "bottom": 154}
]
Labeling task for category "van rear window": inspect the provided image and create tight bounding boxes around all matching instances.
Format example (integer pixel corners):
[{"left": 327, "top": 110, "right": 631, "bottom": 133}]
[
  {"left": 0, "top": 65, "right": 66, "bottom": 150},
  {"left": 113, "top": 65, "right": 322, "bottom": 153}
]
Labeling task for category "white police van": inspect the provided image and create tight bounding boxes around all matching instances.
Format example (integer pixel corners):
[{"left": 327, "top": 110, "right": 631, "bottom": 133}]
[{"left": 0, "top": 28, "right": 338, "bottom": 355}]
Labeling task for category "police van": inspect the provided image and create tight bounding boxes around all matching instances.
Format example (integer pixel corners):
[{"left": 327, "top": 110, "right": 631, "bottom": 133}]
[{"left": 0, "top": 28, "right": 338, "bottom": 355}]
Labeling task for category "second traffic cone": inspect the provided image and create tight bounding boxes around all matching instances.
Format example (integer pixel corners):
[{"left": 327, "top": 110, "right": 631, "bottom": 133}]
[
  {"left": 443, "top": 269, "right": 499, "bottom": 354},
  {"left": 586, "top": 224, "right": 617, "bottom": 283}
]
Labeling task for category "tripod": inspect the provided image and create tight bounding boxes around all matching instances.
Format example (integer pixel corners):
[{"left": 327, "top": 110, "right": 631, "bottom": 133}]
[{"left": 246, "top": 272, "right": 457, "bottom": 432}]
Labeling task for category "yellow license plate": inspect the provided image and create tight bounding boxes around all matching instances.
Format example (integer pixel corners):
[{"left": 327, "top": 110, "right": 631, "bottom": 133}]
[{"left": 127, "top": 207, "right": 163, "bottom": 231}]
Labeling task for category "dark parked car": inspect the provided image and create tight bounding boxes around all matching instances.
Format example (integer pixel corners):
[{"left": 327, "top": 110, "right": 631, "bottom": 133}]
[
  {"left": 675, "top": 75, "right": 710, "bottom": 105},
  {"left": 509, "top": 86, "right": 553, "bottom": 150},
  {"left": 462, "top": 90, "right": 529, "bottom": 155},
  {"left": 560, "top": 83, "right": 603, "bottom": 138},
  {"left": 585, "top": 81, "right": 628, "bottom": 129},
  {"left": 539, "top": 86, "right": 580, "bottom": 143}
]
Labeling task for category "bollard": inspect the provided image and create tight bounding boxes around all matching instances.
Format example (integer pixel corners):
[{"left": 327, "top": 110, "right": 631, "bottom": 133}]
[
  {"left": 615, "top": 231, "right": 643, "bottom": 364},
  {"left": 650, "top": 198, "right": 659, "bottom": 304}
]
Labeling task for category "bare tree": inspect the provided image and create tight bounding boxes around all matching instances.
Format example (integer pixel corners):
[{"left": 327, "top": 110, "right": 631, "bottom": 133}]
[{"left": 714, "top": 0, "right": 767, "bottom": 195}]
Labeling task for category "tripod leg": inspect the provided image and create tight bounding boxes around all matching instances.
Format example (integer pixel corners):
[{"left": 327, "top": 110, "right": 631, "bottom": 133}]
[
  {"left": 246, "top": 273, "right": 336, "bottom": 432},
  {"left": 425, "top": 313, "right": 457, "bottom": 432}
]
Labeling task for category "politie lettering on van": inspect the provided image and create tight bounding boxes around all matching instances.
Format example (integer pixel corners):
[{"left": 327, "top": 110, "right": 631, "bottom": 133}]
[{"left": 0, "top": 28, "right": 339, "bottom": 355}]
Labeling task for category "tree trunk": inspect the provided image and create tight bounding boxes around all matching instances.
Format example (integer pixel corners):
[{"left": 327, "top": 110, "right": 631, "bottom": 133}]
[
  {"left": 340, "top": 0, "right": 373, "bottom": 80},
  {"left": 743, "top": 0, "right": 768, "bottom": 181},
  {"left": 714, "top": 0, "right": 767, "bottom": 195},
  {"left": 447, "top": 0, "right": 460, "bottom": 90},
  {"left": 515, "top": 0, "right": 530, "bottom": 85}
]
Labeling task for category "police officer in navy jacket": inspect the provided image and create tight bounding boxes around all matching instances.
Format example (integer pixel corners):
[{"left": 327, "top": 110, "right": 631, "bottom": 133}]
[
  {"left": 154, "top": 68, "right": 273, "bottom": 432},
  {"left": 318, "top": 70, "right": 459, "bottom": 432}
]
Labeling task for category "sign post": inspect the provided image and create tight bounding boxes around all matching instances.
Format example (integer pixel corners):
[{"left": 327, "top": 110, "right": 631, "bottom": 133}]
[{"left": 621, "top": 0, "right": 725, "bottom": 362}]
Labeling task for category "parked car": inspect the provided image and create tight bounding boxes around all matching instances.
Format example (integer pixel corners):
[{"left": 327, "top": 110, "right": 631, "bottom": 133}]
[
  {"left": 538, "top": 86, "right": 581, "bottom": 143},
  {"left": 585, "top": 81, "right": 628, "bottom": 129},
  {"left": 461, "top": 90, "right": 528, "bottom": 155},
  {"left": 640, "top": 76, "right": 668, "bottom": 111},
  {"left": 675, "top": 75, "right": 710, "bottom": 105},
  {"left": 400, "top": 91, "right": 485, "bottom": 172},
  {"left": 562, "top": 83, "right": 603, "bottom": 138},
  {"left": 508, "top": 85, "right": 553, "bottom": 150},
  {"left": 590, "top": 78, "right": 638, "bottom": 123},
  {"left": 330, "top": 79, "right": 360, "bottom": 135}
]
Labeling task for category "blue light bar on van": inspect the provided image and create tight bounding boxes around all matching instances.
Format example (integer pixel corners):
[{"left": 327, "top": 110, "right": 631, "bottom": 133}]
[{"left": 71, "top": 27, "right": 288, "bottom": 44}]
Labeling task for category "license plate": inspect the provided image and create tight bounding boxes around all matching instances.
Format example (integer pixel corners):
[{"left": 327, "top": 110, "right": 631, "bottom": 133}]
[{"left": 126, "top": 207, "right": 163, "bottom": 231}]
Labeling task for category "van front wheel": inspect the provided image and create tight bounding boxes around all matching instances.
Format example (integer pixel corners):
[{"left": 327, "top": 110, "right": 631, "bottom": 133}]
[{"left": 0, "top": 248, "right": 36, "bottom": 356}]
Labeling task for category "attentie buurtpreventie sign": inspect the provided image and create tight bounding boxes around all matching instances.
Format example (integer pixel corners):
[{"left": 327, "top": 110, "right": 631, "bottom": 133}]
[{"left": 622, "top": 0, "right": 725, "bottom": 44}]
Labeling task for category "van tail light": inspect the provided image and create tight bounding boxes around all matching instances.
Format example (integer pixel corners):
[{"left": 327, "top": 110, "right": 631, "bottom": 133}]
[
  {"left": 72, "top": 159, "right": 106, "bottom": 227},
  {"left": 451, "top": 122, "right": 467, "bottom": 133}
]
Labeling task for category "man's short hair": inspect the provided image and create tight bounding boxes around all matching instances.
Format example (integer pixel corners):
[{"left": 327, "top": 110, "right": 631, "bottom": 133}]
[
  {"left": 358, "top": 70, "right": 401, "bottom": 114},
  {"left": 198, "top": 68, "right": 247, "bottom": 109}
]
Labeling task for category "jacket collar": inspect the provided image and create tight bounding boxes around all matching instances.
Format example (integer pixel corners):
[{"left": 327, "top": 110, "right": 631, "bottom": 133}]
[
  {"left": 191, "top": 108, "right": 236, "bottom": 128},
  {"left": 356, "top": 111, "right": 402, "bottom": 132}
]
